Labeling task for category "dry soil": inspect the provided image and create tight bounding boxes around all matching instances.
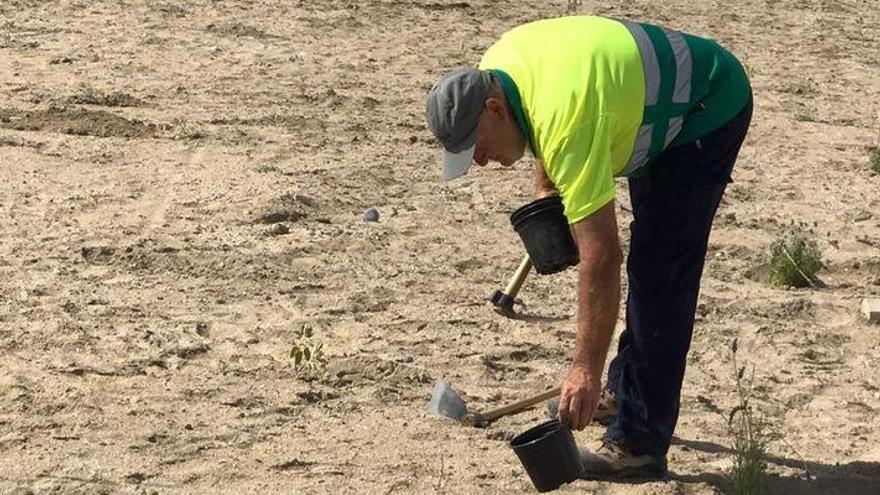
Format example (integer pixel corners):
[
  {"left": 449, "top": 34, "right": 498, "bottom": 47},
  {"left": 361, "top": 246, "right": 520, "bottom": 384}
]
[{"left": 1, "top": 1, "right": 879, "bottom": 494}]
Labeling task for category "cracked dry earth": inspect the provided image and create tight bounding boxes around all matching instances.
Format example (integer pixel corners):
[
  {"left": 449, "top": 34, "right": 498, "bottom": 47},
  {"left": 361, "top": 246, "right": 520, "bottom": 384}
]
[{"left": 1, "top": 0, "right": 879, "bottom": 494}]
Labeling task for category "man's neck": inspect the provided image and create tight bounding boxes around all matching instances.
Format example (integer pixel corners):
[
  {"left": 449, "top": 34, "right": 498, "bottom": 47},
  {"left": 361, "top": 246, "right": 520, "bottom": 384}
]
[{"left": 487, "top": 69, "right": 535, "bottom": 155}]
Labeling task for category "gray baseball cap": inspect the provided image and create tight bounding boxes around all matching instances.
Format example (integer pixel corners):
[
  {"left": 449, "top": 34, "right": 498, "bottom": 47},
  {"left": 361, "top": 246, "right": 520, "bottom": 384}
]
[{"left": 425, "top": 68, "right": 493, "bottom": 181}]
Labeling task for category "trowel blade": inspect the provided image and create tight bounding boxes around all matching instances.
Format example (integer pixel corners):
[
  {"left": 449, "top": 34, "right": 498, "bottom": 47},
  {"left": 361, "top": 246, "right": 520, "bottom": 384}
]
[{"left": 429, "top": 380, "right": 467, "bottom": 422}]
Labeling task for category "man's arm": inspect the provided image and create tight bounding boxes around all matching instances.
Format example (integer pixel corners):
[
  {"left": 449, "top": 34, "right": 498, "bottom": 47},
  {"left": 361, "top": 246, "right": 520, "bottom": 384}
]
[
  {"left": 533, "top": 160, "right": 558, "bottom": 198},
  {"left": 557, "top": 200, "right": 623, "bottom": 430}
]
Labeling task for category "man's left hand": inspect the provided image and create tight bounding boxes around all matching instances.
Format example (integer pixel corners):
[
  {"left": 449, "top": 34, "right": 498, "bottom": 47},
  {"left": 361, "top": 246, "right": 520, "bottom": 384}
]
[{"left": 557, "top": 362, "right": 602, "bottom": 430}]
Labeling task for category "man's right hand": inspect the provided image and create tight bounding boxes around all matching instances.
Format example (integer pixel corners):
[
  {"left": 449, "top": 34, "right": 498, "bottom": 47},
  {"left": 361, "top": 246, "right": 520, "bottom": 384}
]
[{"left": 557, "top": 362, "right": 603, "bottom": 430}]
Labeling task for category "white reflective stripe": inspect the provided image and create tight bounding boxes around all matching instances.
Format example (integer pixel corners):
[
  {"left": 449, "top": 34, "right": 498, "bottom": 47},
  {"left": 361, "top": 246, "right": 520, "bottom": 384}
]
[
  {"left": 621, "top": 21, "right": 659, "bottom": 106},
  {"left": 622, "top": 123, "right": 654, "bottom": 175},
  {"left": 664, "top": 116, "right": 683, "bottom": 148},
  {"left": 618, "top": 22, "right": 694, "bottom": 174},
  {"left": 663, "top": 29, "right": 692, "bottom": 104}
]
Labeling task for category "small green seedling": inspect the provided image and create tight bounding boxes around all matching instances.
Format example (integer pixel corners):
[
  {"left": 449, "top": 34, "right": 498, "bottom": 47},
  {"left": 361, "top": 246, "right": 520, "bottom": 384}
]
[
  {"left": 291, "top": 325, "right": 327, "bottom": 375},
  {"left": 870, "top": 148, "right": 880, "bottom": 174},
  {"left": 728, "top": 338, "right": 769, "bottom": 495},
  {"left": 168, "top": 118, "right": 206, "bottom": 140},
  {"left": 769, "top": 226, "right": 823, "bottom": 288}
]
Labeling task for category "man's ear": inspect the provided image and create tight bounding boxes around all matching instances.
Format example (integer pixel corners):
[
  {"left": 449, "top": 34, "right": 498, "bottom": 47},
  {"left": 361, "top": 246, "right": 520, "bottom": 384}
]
[{"left": 484, "top": 97, "right": 508, "bottom": 120}]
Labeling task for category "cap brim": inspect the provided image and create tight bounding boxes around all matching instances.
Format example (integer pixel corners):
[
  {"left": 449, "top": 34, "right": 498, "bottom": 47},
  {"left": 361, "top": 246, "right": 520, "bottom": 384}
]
[{"left": 441, "top": 145, "right": 475, "bottom": 181}]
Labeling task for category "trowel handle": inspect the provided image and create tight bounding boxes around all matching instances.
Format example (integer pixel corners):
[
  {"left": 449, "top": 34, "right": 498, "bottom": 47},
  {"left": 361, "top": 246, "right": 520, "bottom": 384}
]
[
  {"left": 503, "top": 254, "right": 532, "bottom": 298},
  {"left": 480, "top": 386, "right": 561, "bottom": 423}
]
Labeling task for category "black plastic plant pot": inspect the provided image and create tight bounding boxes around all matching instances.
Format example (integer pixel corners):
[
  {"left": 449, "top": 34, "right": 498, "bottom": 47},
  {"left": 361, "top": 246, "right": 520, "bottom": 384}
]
[
  {"left": 510, "top": 196, "right": 579, "bottom": 275},
  {"left": 510, "top": 419, "right": 582, "bottom": 492}
]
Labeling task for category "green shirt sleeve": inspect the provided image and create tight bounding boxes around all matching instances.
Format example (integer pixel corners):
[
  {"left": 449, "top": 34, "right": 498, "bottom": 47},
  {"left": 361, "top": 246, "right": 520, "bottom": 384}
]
[{"left": 545, "top": 113, "right": 617, "bottom": 224}]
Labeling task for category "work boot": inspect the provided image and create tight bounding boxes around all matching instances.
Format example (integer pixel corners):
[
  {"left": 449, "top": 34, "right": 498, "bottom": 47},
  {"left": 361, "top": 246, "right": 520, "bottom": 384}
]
[
  {"left": 579, "top": 440, "right": 668, "bottom": 480},
  {"left": 546, "top": 388, "right": 618, "bottom": 425}
]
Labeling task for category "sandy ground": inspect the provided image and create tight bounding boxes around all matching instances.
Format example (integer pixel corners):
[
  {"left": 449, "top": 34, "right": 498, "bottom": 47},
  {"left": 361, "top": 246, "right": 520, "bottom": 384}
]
[{"left": 1, "top": 0, "right": 879, "bottom": 494}]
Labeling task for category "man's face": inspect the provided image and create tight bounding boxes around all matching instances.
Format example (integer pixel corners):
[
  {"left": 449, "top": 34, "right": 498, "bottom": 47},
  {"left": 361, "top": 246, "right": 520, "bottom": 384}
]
[{"left": 472, "top": 97, "right": 525, "bottom": 168}]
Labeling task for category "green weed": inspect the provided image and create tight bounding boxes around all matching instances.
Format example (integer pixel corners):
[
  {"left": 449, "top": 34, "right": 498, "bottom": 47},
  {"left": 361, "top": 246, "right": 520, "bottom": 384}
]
[
  {"left": 728, "top": 338, "right": 769, "bottom": 495},
  {"left": 168, "top": 118, "right": 206, "bottom": 140},
  {"left": 291, "top": 325, "right": 327, "bottom": 376},
  {"left": 769, "top": 226, "right": 823, "bottom": 288}
]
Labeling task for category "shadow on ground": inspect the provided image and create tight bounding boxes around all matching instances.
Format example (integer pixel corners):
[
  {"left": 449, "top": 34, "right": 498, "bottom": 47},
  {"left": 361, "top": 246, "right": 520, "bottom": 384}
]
[
  {"left": 510, "top": 312, "right": 570, "bottom": 324},
  {"left": 672, "top": 437, "right": 880, "bottom": 495}
]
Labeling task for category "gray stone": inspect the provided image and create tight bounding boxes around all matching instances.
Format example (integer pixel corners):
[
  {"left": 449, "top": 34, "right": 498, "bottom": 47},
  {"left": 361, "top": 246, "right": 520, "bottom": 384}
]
[{"left": 363, "top": 207, "right": 379, "bottom": 222}]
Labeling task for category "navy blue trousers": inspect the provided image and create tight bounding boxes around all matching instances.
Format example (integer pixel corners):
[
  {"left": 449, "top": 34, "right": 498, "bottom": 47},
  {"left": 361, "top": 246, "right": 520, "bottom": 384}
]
[{"left": 606, "top": 99, "right": 753, "bottom": 456}]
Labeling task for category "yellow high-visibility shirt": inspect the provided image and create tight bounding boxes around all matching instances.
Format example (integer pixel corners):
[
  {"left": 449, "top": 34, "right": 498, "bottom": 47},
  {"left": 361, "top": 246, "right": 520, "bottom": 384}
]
[{"left": 479, "top": 16, "right": 645, "bottom": 223}]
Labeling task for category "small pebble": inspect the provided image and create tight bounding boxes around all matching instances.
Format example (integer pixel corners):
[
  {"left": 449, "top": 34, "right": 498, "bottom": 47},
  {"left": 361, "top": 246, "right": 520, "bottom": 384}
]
[
  {"left": 195, "top": 322, "right": 209, "bottom": 337},
  {"left": 269, "top": 223, "right": 289, "bottom": 235},
  {"left": 363, "top": 207, "right": 379, "bottom": 222}
]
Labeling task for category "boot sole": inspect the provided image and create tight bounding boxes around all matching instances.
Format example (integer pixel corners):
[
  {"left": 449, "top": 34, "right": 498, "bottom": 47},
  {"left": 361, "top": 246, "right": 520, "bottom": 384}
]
[{"left": 580, "top": 465, "right": 668, "bottom": 482}]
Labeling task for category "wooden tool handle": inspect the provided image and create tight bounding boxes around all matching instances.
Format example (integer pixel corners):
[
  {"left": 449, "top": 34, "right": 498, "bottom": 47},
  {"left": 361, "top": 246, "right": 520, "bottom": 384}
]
[
  {"left": 480, "top": 386, "right": 561, "bottom": 423},
  {"left": 503, "top": 255, "right": 532, "bottom": 298}
]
